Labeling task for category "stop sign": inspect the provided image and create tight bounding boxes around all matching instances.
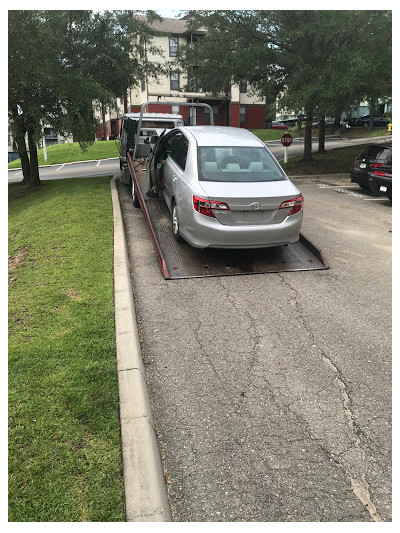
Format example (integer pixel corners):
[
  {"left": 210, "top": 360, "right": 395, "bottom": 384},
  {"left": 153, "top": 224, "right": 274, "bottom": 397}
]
[{"left": 281, "top": 133, "right": 293, "bottom": 147}]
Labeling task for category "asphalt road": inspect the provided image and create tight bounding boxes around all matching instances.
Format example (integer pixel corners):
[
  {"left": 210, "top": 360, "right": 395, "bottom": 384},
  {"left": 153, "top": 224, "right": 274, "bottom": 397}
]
[
  {"left": 7, "top": 157, "right": 119, "bottom": 183},
  {"left": 118, "top": 174, "right": 391, "bottom": 522},
  {"left": 8, "top": 134, "right": 391, "bottom": 184},
  {"left": 8, "top": 135, "right": 392, "bottom": 521}
]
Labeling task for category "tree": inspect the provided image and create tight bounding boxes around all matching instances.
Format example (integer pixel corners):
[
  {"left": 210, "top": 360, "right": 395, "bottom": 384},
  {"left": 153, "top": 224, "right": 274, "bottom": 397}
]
[
  {"left": 349, "top": 11, "right": 392, "bottom": 129},
  {"left": 8, "top": 10, "right": 161, "bottom": 186},
  {"left": 176, "top": 10, "right": 391, "bottom": 161}
]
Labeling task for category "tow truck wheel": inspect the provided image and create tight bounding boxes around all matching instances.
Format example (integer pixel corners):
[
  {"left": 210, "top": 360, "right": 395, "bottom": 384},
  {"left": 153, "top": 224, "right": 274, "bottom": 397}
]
[
  {"left": 172, "top": 201, "right": 183, "bottom": 242},
  {"left": 131, "top": 178, "right": 140, "bottom": 208}
]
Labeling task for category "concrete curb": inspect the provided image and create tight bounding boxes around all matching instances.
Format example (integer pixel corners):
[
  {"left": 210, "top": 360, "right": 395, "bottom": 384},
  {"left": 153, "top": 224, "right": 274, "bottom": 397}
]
[{"left": 110, "top": 175, "right": 172, "bottom": 522}]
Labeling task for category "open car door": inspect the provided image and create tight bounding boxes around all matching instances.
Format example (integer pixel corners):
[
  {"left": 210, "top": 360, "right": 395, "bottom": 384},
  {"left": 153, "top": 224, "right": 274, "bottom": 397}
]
[{"left": 146, "top": 129, "right": 167, "bottom": 192}]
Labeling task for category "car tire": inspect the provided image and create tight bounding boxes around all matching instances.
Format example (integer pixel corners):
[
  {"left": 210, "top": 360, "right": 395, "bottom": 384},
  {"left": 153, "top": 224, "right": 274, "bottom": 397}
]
[
  {"left": 387, "top": 189, "right": 392, "bottom": 201},
  {"left": 172, "top": 201, "right": 183, "bottom": 242},
  {"left": 131, "top": 178, "right": 141, "bottom": 208},
  {"left": 358, "top": 183, "right": 369, "bottom": 190}
]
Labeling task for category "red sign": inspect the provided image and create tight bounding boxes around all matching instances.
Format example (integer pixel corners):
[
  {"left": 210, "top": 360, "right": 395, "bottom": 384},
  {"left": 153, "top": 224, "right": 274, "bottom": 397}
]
[{"left": 281, "top": 133, "right": 293, "bottom": 147}]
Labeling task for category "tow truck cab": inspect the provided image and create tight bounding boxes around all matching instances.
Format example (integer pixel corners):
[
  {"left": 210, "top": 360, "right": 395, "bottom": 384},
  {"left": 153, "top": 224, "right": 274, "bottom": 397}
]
[{"left": 119, "top": 112, "right": 184, "bottom": 184}]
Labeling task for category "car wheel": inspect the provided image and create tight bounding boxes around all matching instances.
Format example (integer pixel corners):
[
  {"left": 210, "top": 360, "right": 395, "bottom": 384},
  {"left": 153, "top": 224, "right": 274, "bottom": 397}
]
[
  {"left": 131, "top": 178, "right": 140, "bottom": 208},
  {"left": 387, "top": 189, "right": 392, "bottom": 201},
  {"left": 172, "top": 201, "right": 183, "bottom": 242},
  {"left": 358, "top": 183, "right": 369, "bottom": 190}
]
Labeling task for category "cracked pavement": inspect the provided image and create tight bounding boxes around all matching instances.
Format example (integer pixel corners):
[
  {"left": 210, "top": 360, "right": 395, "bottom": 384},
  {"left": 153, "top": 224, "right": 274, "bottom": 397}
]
[{"left": 117, "top": 174, "right": 391, "bottom": 522}]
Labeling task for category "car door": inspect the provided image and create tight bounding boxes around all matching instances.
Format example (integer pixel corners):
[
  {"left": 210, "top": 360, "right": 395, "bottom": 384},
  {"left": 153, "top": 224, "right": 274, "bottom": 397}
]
[
  {"left": 164, "top": 135, "right": 190, "bottom": 237},
  {"left": 160, "top": 131, "right": 185, "bottom": 207},
  {"left": 146, "top": 130, "right": 167, "bottom": 191}
]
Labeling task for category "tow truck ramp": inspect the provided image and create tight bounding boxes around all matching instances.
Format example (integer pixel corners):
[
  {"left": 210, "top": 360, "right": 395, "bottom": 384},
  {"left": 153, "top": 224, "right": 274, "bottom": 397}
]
[{"left": 124, "top": 155, "right": 329, "bottom": 280}]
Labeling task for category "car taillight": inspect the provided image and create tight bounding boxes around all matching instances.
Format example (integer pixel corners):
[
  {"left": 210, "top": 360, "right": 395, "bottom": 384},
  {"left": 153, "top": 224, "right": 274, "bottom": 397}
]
[
  {"left": 193, "top": 195, "right": 230, "bottom": 218},
  {"left": 373, "top": 170, "right": 392, "bottom": 177},
  {"left": 370, "top": 163, "right": 387, "bottom": 168},
  {"left": 279, "top": 195, "right": 304, "bottom": 215}
]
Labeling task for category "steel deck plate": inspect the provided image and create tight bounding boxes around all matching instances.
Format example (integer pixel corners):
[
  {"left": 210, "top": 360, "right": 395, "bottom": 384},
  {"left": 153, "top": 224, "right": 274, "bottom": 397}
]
[{"left": 122, "top": 168, "right": 329, "bottom": 280}]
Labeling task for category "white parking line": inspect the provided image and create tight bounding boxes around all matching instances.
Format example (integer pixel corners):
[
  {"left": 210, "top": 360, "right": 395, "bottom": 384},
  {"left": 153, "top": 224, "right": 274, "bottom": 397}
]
[
  {"left": 56, "top": 164, "right": 65, "bottom": 171},
  {"left": 15, "top": 171, "right": 22, "bottom": 176},
  {"left": 318, "top": 185, "right": 356, "bottom": 188},
  {"left": 318, "top": 185, "right": 388, "bottom": 201},
  {"left": 363, "top": 197, "right": 389, "bottom": 201},
  {"left": 96, "top": 160, "right": 101, "bottom": 166}
]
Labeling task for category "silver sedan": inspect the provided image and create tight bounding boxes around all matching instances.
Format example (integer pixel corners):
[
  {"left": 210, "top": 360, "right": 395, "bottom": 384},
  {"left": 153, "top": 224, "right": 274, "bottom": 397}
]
[{"left": 147, "top": 126, "right": 303, "bottom": 249}]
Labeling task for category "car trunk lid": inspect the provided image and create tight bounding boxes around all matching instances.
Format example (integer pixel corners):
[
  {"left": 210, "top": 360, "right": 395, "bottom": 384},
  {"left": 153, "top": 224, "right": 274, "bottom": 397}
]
[{"left": 197, "top": 180, "right": 301, "bottom": 226}]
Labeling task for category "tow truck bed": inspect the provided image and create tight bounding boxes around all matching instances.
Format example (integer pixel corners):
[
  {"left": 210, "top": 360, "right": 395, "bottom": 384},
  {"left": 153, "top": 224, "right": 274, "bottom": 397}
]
[{"left": 122, "top": 156, "right": 329, "bottom": 280}]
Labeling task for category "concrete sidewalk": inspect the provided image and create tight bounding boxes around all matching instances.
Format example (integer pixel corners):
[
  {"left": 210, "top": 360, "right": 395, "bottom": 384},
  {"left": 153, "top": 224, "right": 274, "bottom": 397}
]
[{"left": 111, "top": 175, "right": 171, "bottom": 522}]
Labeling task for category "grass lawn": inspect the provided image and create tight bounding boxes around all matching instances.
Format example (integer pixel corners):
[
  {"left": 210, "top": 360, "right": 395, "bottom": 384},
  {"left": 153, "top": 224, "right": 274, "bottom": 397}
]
[
  {"left": 8, "top": 177, "right": 124, "bottom": 522},
  {"left": 252, "top": 126, "right": 389, "bottom": 143},
  {"left": 8, "top": 140, "right": 120, "bottom": 169},
  {"left": 281, "top": 143, "right": 375, "bottom": 175},
  {"left": 250, "top": 128, "right": 297, "bottom": 141}
]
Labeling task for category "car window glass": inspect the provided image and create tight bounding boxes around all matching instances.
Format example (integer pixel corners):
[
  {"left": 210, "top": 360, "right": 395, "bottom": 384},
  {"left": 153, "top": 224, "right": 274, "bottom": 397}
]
[
  {"left": 164, "top": 131, "right": 183, "bottom": 156},
  {"left": 198, "top": 146, "right": 286, "bottom": 182},
  {"left": 170, "top": 137, "right": 189, "bottom": 170},
  {"left": 363, "top": 146, "right": 391, "bottom": 160}
]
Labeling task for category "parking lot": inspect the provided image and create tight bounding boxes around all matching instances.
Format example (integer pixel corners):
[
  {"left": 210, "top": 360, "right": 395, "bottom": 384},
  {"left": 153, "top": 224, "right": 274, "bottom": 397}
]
[{"left": 118, "top": 173, "right": 391, "bottom": 522}]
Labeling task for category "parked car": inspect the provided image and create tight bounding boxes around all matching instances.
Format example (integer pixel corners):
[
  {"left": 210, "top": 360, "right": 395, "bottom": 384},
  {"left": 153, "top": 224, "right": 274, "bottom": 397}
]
[
  {"left": 350, "top": 144, "right": 392, "bottom": 199},
  {"left": 146, "top": 126, "right": 303, "bottom": 249},
  {"left": 367, "top": 147, "right": 392, "bottom": 201},
  {"left": 348, "top": 115, "right": 389, "bottom": 128},
  {"left": 271, "top": 122, "right": 288, "bottom": 130}
]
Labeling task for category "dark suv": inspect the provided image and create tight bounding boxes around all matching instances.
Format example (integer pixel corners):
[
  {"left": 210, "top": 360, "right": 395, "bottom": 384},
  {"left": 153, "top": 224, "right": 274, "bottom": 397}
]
[{"left": 350, "top": 144, "right": 392, "bottom": 199}]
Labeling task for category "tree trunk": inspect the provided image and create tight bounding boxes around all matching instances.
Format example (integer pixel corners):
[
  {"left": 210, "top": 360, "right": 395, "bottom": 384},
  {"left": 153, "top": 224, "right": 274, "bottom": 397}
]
[
  {"left": 102, "top": 103, "right": 108, "bottom": 140},
  {"left": 369, "top": 100, "right": 376, "bottom": 129},
  {"left": 27, "top": 127, "right": 41, "bottom": 187},
  {"left": 318, "top": 116, "right": 326, "bottom": 153},
  {"left": 297, "top": 115, "right": 303, "bottom": 140},
  {"left": 11, "top": 112, "right": 31, "bottom": 184},
  {"left": 333, "top": 114, "right": 341, "bottom": 129},
  {"left": 303, "top": 105, "right": 313, "bottom": 162},
  {"left": 19, "top": 148, "right": 31, "bottom": 184},
  {"left": 14, "top": 134, "right": 30, "bottom": 184}
]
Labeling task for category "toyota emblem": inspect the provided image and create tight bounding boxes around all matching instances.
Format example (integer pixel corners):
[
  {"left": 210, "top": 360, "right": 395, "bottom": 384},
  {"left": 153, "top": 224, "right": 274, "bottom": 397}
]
[{"left": 250, "top": 202, "right": 260, "bottom": 210}]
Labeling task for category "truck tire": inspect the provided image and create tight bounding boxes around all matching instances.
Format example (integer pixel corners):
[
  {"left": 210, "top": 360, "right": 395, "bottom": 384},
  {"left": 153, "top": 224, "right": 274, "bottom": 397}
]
[{"left": 131, "top": 179, "right": 140, "bottom": 208}]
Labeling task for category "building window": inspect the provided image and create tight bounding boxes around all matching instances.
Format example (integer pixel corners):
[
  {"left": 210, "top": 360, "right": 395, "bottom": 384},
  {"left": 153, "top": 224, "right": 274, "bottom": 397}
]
[
  {"left": 240, "top": 80, "right": 247, "bottom": 93},
  {"left": 240, "top": 106, "right": 246, "bottom": 124},
  {"left": 186, "top": 33, "right": 203, "bottom": 48},
  {"left": 169, "top": 37, "right": 178, "bottom": 57},
  {"left": 170, "top": 72, "right": 180, "bottom": 91},
  {"left": 141, "top": 79, "right": 146, "bottom": 92}
]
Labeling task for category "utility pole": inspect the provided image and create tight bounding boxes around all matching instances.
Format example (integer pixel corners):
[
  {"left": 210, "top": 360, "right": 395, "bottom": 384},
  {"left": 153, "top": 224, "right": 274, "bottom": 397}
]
[{"left": 42, "top": 134, "right": 47, "bottom": 161}]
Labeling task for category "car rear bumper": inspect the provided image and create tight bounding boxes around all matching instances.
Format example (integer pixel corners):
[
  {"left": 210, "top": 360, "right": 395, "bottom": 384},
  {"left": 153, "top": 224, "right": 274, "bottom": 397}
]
[
  {"left": 368, "top": 175, "right": 392, "bottom": 195},
  {"left": 181, "top": 210, "right": 303, "bottom": 249},
  {"left": 350, "top": 168, "right": 370, "bottom": 186}
]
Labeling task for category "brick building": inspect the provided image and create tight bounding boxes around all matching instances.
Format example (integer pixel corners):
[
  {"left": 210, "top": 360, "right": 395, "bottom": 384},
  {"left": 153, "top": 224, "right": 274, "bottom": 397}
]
[{"left": 96, "top": 15, "right": 266, "bottom": 140}]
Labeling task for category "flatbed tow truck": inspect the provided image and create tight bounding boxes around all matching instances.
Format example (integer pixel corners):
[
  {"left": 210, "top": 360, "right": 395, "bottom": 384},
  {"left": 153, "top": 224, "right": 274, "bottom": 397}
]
[{"left": 118, "top": 101, "right": 328, "bottom": 280}]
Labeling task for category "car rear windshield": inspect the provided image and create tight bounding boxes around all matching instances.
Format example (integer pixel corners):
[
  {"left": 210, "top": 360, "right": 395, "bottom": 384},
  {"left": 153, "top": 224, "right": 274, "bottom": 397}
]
[
  {"left": 198, "top": 146, "right": 286, "bottom": 182},
  {"left": 361, "top": 146, "right": 392, "bottom": 161}
]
